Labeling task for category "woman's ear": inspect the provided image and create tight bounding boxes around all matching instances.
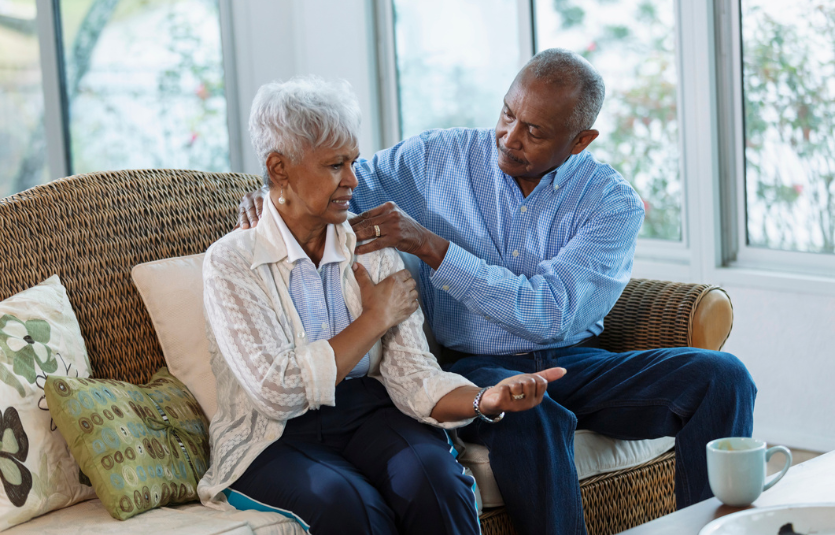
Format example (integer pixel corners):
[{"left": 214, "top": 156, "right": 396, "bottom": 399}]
[{"left": 265, "top": 152, "right": 290, "bottom": 189}]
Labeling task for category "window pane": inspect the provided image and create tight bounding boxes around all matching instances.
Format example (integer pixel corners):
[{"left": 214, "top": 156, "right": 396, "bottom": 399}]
[
  {"left": 534, "top": 0, "right": 681, "bottom": 241},
  {"left": 393, "top": 0, "right": 521, "bottom": 139},
  {"left": 59, "top": 0, "right": 229, "bottom": 174},
  {"left": 741, "top": 0, "right": 835, "bottom": 255},
  {"left": 0, "top": 0, "right": 49, "bottom": 196}
]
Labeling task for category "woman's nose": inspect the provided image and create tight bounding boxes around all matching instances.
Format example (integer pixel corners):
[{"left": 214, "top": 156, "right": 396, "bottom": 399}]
[{"left": 344, "top": 167, "right": 359, "bottom": 189}]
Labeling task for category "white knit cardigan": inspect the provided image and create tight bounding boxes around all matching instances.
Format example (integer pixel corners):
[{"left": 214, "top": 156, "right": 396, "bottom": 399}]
[{"left": 197, "top": 209, "right": 475, "bottom": 508}]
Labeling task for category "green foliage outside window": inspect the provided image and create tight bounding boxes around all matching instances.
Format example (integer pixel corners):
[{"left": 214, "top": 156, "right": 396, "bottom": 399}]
[{"left": 742, "top": 0, "right": 835, "bottom": 254}]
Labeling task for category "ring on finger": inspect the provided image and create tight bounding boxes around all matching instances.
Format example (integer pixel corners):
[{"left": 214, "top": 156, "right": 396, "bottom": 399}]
[
  {"left": 512, "top": 393, "right": 526, "bottom": 400},
  {"left": 374, "top": 224, "right": 381, "bottom": 238}
]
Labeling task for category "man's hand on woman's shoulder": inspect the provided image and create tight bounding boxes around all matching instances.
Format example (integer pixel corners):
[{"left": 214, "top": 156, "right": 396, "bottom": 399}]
[
  {"left": 236, "top": 185, "right": 269, "bottom": 229},
  {"left": 350, "top": 202, "right": 450, "bottom": 270}
]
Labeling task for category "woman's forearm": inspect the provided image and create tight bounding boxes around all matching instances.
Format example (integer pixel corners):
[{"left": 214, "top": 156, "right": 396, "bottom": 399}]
[
  {"left": 328, "top": 313, "right": 388, "bottom": 384},
  {"left": 430, "top": 385, "right": 487, "bottom": 423}
]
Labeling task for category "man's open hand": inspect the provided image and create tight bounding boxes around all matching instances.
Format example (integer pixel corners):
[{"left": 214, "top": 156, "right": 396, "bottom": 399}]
[{"left": 479, "top": 367, "right": 567, "bottom": 415}]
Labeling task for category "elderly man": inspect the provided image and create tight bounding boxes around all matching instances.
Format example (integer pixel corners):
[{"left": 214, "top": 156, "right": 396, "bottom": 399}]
[{"left": 237, "top": 49, "right": 756, "bottom": 535}]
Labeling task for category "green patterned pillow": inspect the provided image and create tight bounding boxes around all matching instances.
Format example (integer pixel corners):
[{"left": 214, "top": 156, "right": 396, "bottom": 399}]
[{"left": 45, "top": 368, "right": 210, "bottom": 521}]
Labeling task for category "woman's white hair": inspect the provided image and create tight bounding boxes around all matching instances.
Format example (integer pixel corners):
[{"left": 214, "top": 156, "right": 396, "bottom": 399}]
[{"left": 248, "top": 76, "right": 362, "bottom": 183}]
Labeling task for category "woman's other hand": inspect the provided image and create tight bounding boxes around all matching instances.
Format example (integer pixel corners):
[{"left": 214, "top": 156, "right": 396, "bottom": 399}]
[
  {"left": 479, "top": 368, "right": 567, "bottom": 415},
  {"left": 353, "top": 263, "right": 419, "bottom": 331},
  {"left": 235, "top": 185, "right": 269, "bottom": 229}
]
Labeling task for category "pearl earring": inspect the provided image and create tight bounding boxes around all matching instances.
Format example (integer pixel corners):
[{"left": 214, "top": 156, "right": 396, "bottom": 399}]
[{"left": 278, "top": 189, "right": 286, "bottom": 205}]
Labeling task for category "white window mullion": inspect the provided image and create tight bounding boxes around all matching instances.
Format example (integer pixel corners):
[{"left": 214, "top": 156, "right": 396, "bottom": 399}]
[
  {"left": 373, "top": 0, "right": 400, "bottom": 148},
  {"left": 517, "top": 0, "right": 534, "bottom": 65},
  {"left": 676, "top": 0, "right": 721, "bottom": 283},
  {"left": 218, "top": 0, "right": 243, "bottom": 173},
  {"left": 35, "top": 0, "right": 69, "bottom": 180}
]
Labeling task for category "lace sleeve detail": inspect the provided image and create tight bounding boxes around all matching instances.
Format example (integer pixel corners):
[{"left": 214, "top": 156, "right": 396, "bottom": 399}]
[
  {"left": 374, "top": 248, "right": 476, "bottom": 429},
  {"left": 203, "top": 242, "right": 337, "bottom": 421}
]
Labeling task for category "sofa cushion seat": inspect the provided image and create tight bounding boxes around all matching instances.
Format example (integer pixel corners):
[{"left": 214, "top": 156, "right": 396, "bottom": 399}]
[
  {"left": 3, "top": 498, "right": 304, "bottom": 535},
  {"left": 459, "top": 432, "right": 676, "bottom": 508}
]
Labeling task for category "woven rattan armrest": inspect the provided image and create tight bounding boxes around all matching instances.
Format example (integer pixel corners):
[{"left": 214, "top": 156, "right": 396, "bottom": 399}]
[{"left": 597, "top": 278, "right": 734, "bottom": 353}]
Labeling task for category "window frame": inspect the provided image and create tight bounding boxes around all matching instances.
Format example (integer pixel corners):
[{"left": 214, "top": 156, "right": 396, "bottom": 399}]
[
  {"left": 30, "top": 0, "right": 243, "bottom": 182},
  {"left": 715, "top": 0, "right": 835, "bottom": 281}
]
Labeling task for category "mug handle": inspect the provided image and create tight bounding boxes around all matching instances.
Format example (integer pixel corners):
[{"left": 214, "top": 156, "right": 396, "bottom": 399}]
[{"left": 763, "top": 446, "right": 792, "bottom": 492}]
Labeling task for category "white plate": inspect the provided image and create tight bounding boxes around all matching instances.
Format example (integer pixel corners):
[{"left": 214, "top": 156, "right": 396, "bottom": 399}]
[{"left": 700, "top": 504, "right": 835, "bottom": 535}]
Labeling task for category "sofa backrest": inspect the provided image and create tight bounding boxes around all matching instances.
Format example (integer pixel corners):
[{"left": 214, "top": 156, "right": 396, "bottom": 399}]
[{"left": 0, "top": 169, "right": 260, "bottom": 384}]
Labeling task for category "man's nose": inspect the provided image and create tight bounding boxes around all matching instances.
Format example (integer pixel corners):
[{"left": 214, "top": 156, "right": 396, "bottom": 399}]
[{"left": 504, "top": 122, "right": 524, "bottom": 149}]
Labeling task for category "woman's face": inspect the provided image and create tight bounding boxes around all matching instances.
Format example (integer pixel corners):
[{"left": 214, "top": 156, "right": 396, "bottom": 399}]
[{"left": 269, "top": 142, "right": 360, "bottom": 227}]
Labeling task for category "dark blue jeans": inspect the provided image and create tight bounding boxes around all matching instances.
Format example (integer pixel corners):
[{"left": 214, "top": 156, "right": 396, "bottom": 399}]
[
  {"left": 228, "top": 377, "right": 480, "bottom": 535},
  {"left": 449, "top": 346, "right": 757, "bottom": 535}
]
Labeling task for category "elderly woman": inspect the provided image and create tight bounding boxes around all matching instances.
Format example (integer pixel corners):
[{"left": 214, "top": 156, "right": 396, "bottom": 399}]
[{"left": 197, "top": 77, "right": 565, "bottom": 535}]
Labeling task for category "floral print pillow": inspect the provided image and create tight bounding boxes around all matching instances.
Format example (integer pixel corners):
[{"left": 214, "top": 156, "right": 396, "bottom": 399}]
[
  {"left": 44, "top": 368, "right": 210, "bottom": 521},
  {"left": 0, "top": 275, "right": 96, "bottom": 530}
]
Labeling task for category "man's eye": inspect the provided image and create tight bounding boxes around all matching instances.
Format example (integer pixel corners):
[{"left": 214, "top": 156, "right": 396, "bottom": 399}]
[{"left": 331, "top": 163, "right": 343, "bottom": 170}]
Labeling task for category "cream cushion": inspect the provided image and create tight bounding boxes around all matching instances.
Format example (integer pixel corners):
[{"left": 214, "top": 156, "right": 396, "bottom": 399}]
[
  {"left": 131, "top": 254, "right": 216, "bottom": 419},
  {"left": 459, "top": 433, "right": 675, "bottom": 508},
  {"left": 3, "top": 498, "right": 302, "bottom": 535}
]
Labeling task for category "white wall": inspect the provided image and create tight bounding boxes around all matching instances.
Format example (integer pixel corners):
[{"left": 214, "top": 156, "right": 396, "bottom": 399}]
[
  {"left": 233, "top": 0, "right": 835, "bottom": 454},
  {"left": 713, "top": 285, "right": 835, "bottom": 452}
]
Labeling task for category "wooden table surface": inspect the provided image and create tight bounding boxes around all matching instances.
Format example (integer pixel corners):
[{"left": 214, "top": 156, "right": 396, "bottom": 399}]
[{"left": 620, "top": 450, "right": 835, "bottom": 534}]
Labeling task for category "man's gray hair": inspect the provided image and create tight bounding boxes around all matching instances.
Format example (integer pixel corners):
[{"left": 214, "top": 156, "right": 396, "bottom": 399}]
[
  {"left": 249, "top": 76, "right": 362, "bottom": 185},
  {"left": 524, "top": 48, "right": 605, "bottom": 135}
]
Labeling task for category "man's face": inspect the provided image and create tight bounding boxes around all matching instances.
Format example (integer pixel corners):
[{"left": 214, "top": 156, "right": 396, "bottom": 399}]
[{"left": 494, "top": 70, "right": 584, "bottom": 180}]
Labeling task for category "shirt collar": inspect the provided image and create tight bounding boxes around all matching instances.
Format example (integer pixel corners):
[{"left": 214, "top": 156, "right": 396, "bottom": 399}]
[
  {"left": 552, "top": 151, "right": 584, "bottom": 190},
  {"left": 250, "top": 194, "right": 354, "bottom": 270}
]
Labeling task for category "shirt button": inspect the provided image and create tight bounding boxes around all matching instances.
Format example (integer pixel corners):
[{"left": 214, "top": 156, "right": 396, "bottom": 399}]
[
  {"left": 512, "top": 250, "right": 519, "bottom": 257},
  {"left": 321, "top": 322, "right": 328, "bottom": 330},
  {"left": 442, "top": 285, "right": 450, "bottom": 291},
  {"left": 298, "top": 331, "right": 305, "bottom": 338},
  {"left": 554, "top": 184, "right": 560, "bottom": 191},
  {"left": 520, "top": 206, "right": 527, "bottom": 213}
]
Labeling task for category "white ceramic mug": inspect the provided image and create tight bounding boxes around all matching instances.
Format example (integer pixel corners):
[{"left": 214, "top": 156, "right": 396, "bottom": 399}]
[{"left": 706, "top": 437, "right": 792, "bottom": 507}]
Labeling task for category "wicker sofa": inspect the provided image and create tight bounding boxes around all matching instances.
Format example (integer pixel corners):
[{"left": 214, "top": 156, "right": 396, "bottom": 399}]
[{"left": 0, "top": 169, "right": 734, "bottom": 535}]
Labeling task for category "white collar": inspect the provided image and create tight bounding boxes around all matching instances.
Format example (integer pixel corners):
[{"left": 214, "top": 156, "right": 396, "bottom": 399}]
[{"left": 267, "top": 199, "right": 346, "bottom": 267}]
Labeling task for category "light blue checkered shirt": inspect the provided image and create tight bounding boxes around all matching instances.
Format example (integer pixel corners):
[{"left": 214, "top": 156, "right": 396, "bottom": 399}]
[
  {"left": 351, "top": 128, "right": 645, "bottom": 356},
  {"left": 273, "top": 206, "right": 369, "bottom": 378}
]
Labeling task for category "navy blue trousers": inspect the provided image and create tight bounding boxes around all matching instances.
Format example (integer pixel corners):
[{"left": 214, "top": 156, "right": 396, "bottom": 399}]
[
  {"left": 449, "top": 346, "right": 757, "bottom": 535},
  {"left": 228, "top": 377, "right": 480, "bottom": 535}
]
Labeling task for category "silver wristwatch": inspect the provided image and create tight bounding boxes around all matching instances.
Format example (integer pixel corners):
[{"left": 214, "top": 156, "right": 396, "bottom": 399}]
[{"left": 473, "top": 386, "right": 505, "bottom": 423}]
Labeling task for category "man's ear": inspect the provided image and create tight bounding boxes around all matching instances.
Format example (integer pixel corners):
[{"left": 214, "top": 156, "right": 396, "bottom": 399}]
[
  {"left": 265, "top": 152, "right": 290, "bottom": 189},
  {"left": 570, "top": 130, "right": 599, "bottom": 155}
]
